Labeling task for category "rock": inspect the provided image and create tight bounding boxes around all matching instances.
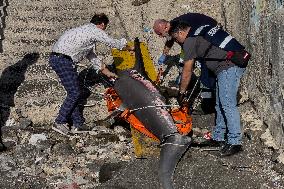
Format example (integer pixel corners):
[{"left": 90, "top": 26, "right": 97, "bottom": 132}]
[
  {"left": 271, "top": 150, "right": 280, "bottom": 163},
  {"left": 36, "top": 139, "right": 55, "bottom": 152},
  {"left": 94, "top": 119, "right": 115, "bottom": 129},
  {"left": 91, "top": 125, "right": 113, "bottom": 133},
  {"left": 99, "top": 162, "right": 126, "bottom": 183},
  {"left": 57, "top": 182, "right": 80, "bottom": 189},
  {"left": 52, "top": 142, "right": 75, "bottom": 156},
  {"left": 18, "top": 118, "right": 32, "bottom": 128},
  {"left": 260, "top": 129, "right": 279, "bottom": 150},
  {"left": 1, "top": 140, "right": 15, "bottom": 149},
  {"left": 131, "top": 0, "right": 151, "bottom": 6},
  {"left": 0, "top": 154, "right": 17, "bottom": 171},
  {"left": 87, "top": 162, "right": 101, "bottom": 173},
  {"left": 272, "top": 163, "right": 284, "bottom": 175},
  {"left": 0, "top": 143, "right": 7, "bottom": 152},
  {"left": 4, "top": 118, "right": 16, "bottom": 127},
  {"left": 113, "top": 126, "right": 129, "bottom": 134},
  {"left": 277, "top": 152, "right": 284, "bottom": 164},
  {"left": 95, "top": 133, "right": 120, "bottom": 144},
  {"left": 28, "top": 133, "right": 47, "bottom": 145}
]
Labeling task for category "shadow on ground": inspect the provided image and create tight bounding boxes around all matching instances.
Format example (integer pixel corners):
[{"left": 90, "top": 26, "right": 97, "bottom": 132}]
[{"left": 0, "top": 53, "right": 39, "bottom": 151}]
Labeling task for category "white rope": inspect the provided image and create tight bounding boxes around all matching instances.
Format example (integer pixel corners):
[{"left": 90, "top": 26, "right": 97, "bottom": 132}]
[
  {"left": 45, "top": 65, "right": 183, "bottom": 110},
  {"left": 186, "top": 77, "right": 201, "bottom": 102},
  {"left": 129, "top": 104, "right": 179, "bottom": 112}
]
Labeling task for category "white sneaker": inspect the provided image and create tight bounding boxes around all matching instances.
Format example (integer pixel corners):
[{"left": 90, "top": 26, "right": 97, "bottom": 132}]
[{"left": 52, "top": 123, "right": 71, "bottom": 136}]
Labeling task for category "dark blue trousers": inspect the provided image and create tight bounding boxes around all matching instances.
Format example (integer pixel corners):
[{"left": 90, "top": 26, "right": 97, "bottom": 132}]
[{"left": 49, "top": 54, "right": 85, "bottom": 127}]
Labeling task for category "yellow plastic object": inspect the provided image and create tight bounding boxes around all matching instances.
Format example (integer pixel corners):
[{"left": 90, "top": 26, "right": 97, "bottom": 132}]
[
  {"left": 131, "top": 128, "right": 160, "bottom": 158},
  {"left": 111, "top": 41, "right": 158, "bottom": 81}
]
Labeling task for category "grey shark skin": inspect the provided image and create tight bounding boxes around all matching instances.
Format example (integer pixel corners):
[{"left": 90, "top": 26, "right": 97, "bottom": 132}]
[{"left": 113, "top": 38, "right": 191, "bottom": 189}]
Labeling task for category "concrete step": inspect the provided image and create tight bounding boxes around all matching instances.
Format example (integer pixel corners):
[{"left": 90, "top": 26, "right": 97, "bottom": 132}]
[
  {"left": 4, "top": 27, "right": 58, "bottom": 41},
  {"left": 5, "top": 37, "right": 56, "bottom": 46},
  {"left": 16, "top": 79, "right": 62, "bottom": 99},
  {"left": 4, "top": 17, "right": 86, "bottom": 33},
  {"left": 3, "top": 17, "right": 84, "bottom": 40},
  {"left": 4, "top": 10, "right": 123, "bottom": 38},
  {"left": 0, "top": 51, "right": 50, "bottom": 63},
  {"left": 8, "top": 7, "right": 97, "bottom": 18},
  {"left": 0, "top": 0, "right": 116, "bottom": 70},
  {"left": 8, "top": 0, "right": 112, "bottom": 9},
  {"left": 6, "top": 27, "right": 57, "bottom": 36},
  {"left": 10, "top": 15, "right": 86, "bottom": 24},
  {"left": 0, "top": 53, "right": 49, "bottom": 68},
  {"left": 1, "top": 50, "right": 51, "bottom": 61},
  {"left": 2, "top": 38, "right": 55, "bottom": 54},
  {"left": 4, "top": 14, "right": 81, "bottom": 27},
  {"left": 6, "top": 4, "right": 115, "bottom": 22}
]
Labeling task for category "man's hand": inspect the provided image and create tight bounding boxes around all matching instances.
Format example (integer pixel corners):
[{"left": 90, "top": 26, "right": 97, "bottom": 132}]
[
  {"left": 106, "top": 72, "right": 118, "bottom": 78},
  {"left": 177, "top": 91, "right": 187, "bottom": 106},
  {"left": 179, "top": 59, "right": 194, "bottom": 95},
  {"left": 123, "top": 45, "right": 135, "bottom": 51},
  {"left": 158, "top": 54, "right": 166, "bottom": 65},
  {"left": 101, "top": 67, "right": 118, "bottom": 78}
]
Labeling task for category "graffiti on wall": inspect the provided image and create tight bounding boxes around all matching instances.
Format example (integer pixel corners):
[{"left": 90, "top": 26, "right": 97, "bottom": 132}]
[
  {"left": 276, "top": 0, "right": 283, "bottom": 9},
  {"left": 249, "top": 0, "right": 268, "bottom": 31},
  {"left": 250, "top": 0, "right": 283, "bottom": 32}
]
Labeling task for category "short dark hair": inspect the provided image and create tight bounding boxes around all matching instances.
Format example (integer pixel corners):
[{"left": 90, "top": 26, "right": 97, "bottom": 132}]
[
  {"left": 169, "top": 21, "right": 190, "bottom": 35},
  {"left": 90, "top": 13, "right": 109, "bottom": 25}
]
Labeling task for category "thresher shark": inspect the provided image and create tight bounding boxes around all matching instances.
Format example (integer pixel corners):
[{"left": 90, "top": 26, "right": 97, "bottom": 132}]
[{"left": 100, "top": 38, "right": 192, "bottom": 189}]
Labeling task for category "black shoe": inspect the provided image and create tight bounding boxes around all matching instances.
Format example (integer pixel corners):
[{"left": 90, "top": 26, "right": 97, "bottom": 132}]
[
  {"left": 0, "top": 143, "right": 7, "bottom": 152},
  {"left": 220, "top": 144, "right": 242, "bottom": 156},
  {"left": 198, "top": 139, "right": 225, "bottom": 148}
]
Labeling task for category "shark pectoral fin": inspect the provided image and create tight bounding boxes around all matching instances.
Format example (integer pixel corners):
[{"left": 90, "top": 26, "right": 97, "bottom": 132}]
[{"left": 158, "top": 134, "right": 192, "bottom": 189}]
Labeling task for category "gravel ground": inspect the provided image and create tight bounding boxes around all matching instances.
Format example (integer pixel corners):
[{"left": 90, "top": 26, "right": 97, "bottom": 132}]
[
  {"left": 97, "top": 112, "right": 284, "bottom": 189},
  {"left": 1, "top": 105, "right": 283, "bottom": 189}
]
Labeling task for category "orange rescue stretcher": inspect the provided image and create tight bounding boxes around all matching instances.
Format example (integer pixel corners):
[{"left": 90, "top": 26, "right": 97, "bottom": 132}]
[{"left": 104, "top": 87, "right": 193, "bottom": 141}]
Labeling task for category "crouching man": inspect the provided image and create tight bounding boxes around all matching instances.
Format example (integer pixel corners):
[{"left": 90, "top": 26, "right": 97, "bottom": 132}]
[
  {"left": 169, "top": 21, "right": 250, "bottom": 156},
  {"left": 49, "top": 13, "right": 133, "bottom": 136}
]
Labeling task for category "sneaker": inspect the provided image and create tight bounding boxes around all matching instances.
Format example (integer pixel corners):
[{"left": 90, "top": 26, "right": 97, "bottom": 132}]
[
  {"left": 52, "top": 123, "right": 71, "bottom": 136},
  {"left": 71, "top": 124, "right": 90, "bottom": 133},
  {"left": 220, "top": 144, "right": 242, "bottom": 157},
  {"left": 197, "top": 139, "right": 225, "bottom": 148}
]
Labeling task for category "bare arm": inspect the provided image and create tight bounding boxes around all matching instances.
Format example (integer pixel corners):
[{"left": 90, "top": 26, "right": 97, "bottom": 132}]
[
  {"left": 100, "top": 64, "right": 118, "bottom": 78},
  {"left": 163, "top": 38, "right": 175, "bottom": 55},
  {"left": 86, "top": 51, "right": 118, "bottom": 78},
  {"left": 179, "top": 59, "right": 195, "bottom": 93}
]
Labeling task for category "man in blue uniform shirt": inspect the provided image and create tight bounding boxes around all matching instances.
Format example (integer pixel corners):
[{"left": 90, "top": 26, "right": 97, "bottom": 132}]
[{"left": 169, "top": 21, "right": 248, "bottom": 156}]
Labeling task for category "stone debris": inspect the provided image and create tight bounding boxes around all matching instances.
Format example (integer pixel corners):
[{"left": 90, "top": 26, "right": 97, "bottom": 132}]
[
  {"left": 28, "top": 133, "right": 47, "bottom": 145},
  {"left": 18, "top": 117, "right": 33, "bottom": 128},
  {"left": 277, "top": 152, "right": 284, "bottom": 164},
  {"left": 0, "top": 106, "right": 283, "bottom": 188},
  {"left": 0, "top": 0, "right": 283, "bottom": 188},
  {"left": 132, "top": 0, "right": 151, "bottom": 6},
  {"left": 0, "top": 123, "right": 135, "bottom": 188},
  {"left": 261, "top": 129, "right": 279, "bottom": 150}
]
